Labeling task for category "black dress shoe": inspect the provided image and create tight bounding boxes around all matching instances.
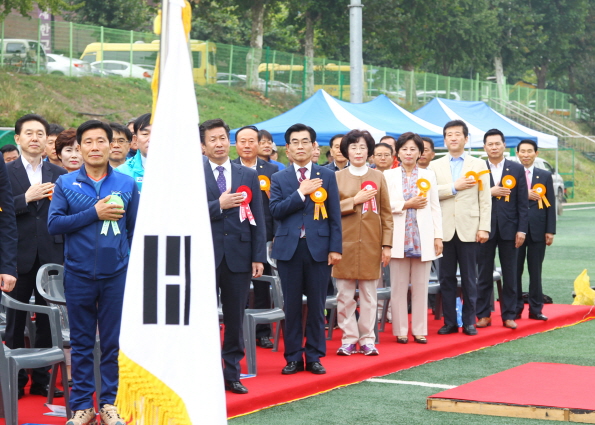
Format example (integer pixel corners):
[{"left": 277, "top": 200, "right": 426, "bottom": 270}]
[
  {"left": 282, "top": 361, "right": 305, "bottom": 375},
  {"left": 529, "top": 313, "right": 548, "bottom": 321},
  {"left": 306, "top": 361, "right": 326, "bottom": 375},
  {"left": 18, "top": 388, "right": 24, "bottom": 399},
  {"left": 30, "top": 384, "right": 64, "bottom": 398},
  {"left": 224, "top": 380, "right": 248, "bottom": 394},
  {"left": 437, "top": 325, "right": 459, "bottom": 335},
  {"left": 462, "top": 325, "right": 478, "bottom": 336},
  {"left": 256, "top": 336, "right": 274, "bottom": 349}
]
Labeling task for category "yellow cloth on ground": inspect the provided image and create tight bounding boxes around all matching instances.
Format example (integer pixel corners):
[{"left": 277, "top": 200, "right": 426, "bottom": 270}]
[{"left": 572, "top": 269, "right": 595, "bottom": 305}]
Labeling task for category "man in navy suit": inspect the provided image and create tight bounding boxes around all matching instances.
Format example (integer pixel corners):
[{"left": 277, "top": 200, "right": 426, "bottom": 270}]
[
  {"left": 232, "top": 125, "right": 278, "bottom": 349},
  {"left": 515, "top": 139, "right": 556, "bottom": 321},
  {"left": 476, "top": 129, "right": 528, "bottom": 330},
  {"left": 5, "top": 114, "right": 67, "bottom": 399},
  {"left": 0, "top": 159, "right": 17, "bottom": 291},
  {"left": 200, "top": 118, "right": 266, "bottom": 395},
  {"left": 269, "top": 123, "right": 342, "bottom": 375}
]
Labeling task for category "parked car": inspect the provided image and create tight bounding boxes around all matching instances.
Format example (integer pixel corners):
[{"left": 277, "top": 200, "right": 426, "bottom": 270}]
[
  {"left": 47, "top": 54, "right": 91, "bottom": 77},
  {"left": 90, "top": 60, "right": 152, "bottom": 82},
  {"left": 0, "top": 38, "right": 47, "bottom": 74}
]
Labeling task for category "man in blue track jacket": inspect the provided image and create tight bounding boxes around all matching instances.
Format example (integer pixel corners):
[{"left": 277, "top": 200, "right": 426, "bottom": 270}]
[{"left": 49, "top": 120, "right": 139, "bottom": 425}]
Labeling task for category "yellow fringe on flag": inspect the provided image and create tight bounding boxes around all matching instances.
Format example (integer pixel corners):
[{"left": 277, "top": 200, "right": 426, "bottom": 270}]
[{"left": 115, "top": 351, "right": 192, "bottom": 425}]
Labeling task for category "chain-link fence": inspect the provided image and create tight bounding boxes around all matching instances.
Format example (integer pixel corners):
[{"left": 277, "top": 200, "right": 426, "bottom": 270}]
[{"left": 0, "top": 13, "right": 577, "bottom": 118}]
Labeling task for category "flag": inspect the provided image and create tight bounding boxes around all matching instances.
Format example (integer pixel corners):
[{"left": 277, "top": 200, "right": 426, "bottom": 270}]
[{"left": 115, "top": 1, "right": 227, "bottom": 423}]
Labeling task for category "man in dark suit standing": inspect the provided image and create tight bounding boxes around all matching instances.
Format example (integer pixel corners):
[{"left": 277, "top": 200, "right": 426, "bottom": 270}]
[
  {"left": 0, "top": 159, "right": 18, "bottom": 292},
  {"left": 200, "top": 118, "right": 266, "bottom": 395},
  {"left": 476, "top": 129, "right": 528, "bottom": 330},
  {"left": 232, "top": 125, "right": 278, "bottom": 349},
  {"left": 269, "top": 123, "right": 342, "bottom": 375},
  {"left": 515, "top": 139, "right": 555, "bottom": 321},
  {"left": 5, "top": 114, "right": 67, "bottom": 398}
]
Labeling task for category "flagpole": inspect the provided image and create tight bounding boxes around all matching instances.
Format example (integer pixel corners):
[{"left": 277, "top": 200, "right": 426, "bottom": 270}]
[{"left": 159, "top": 0, "right": 170, "bottom": 94}]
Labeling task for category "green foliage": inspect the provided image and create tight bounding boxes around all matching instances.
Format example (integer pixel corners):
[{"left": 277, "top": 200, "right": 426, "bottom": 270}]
[
  {"left": 68, "top": 0, "right": 154, "bottom": 32},
  {"left": 0, "top": 0, "right": 76, "bottom": 20}
]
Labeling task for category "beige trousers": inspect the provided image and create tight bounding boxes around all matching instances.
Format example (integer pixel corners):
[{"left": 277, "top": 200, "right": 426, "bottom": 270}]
[
  {"left": 336, "top": 278, "right": 378, "bottom": 345},
  {"left": 390, "top": 258, "right": 432, "bottom": 337}
]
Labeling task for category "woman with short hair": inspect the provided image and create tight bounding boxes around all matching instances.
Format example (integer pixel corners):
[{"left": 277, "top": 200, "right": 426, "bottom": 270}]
[{"left": 55, "top": 128, "right": 82, "bottom": 173}]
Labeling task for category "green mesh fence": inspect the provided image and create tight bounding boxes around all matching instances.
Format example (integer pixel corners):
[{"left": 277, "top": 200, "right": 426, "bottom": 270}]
[{"left": 0, "top": 13, "right": 576, "bottom": 118}]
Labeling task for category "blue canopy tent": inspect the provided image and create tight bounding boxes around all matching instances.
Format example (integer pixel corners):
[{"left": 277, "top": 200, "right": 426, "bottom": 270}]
[{"left": 413, "top": 98, "right": 558, "bottom": 149}]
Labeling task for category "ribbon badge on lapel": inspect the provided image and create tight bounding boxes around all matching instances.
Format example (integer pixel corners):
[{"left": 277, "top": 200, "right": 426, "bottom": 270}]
[
  {"left": 101, "top": 194, "right": 123, "bottom": 236},
  {"left": 237, "top": 185, "right": 256, "bottom": 225},
  {"left": 465, "top": 170, "right": 490, "bottom": 191},
  {"left": 501, "top": 175, "right": 516, "bottom": 202},
  {"left": 48, "top": 188, "right": 53, "bottom": 201},
  {"left": 417, "top": 178, "right": 431, "bottom": 197},
  {"left": 361, "top": 181, "right": 378, "bottom": 214},
  {"left": 310, "top": 188, "right": 328, "bottom": 220},
  {"left": 258, "top": 175, "right": 271, "bottom": 198},
  {"left": 532, "top": 184, "right": 551, "bottom": 209}
]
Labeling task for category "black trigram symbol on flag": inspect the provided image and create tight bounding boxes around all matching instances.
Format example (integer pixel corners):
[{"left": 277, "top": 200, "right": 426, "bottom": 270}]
[{"left": 143, "top": 235, "right": 191, "bottom": 325}]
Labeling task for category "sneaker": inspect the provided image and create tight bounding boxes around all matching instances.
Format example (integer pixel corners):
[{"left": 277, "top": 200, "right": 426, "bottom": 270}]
[
  {"left": 66, "top": 408, "right": 97, "bottom": 425},
  {"left": 360, "top": 344, "right": 379, "bottom": 356},
  {"left": 336, "top": 343, "right": 358, "bottom": 356},
  {"left": 99, "top": 404, "right": 125, "bottom": 425}
]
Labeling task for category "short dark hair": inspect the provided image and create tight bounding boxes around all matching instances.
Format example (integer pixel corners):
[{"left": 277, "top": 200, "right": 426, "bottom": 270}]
[
  {"left": 15, "top": 114, "right": 50, "bottom": 136},
  {"left": 76, "top": 120, "right": 113, "bottom": 144},
  {"left": 379, "top": 135, "right": 396, "bottom": 144},
  {"left": 48, "top": 124, "right": 65, "bottom": 137},
  {"left": 443, "top": 120, "right": 469, "bottom": 138},
  {"left": 0, "top": 144, "right": 18, "bottom": 154},
  {"left": 199, "top": 118, "right": 230, "bottom": 144},
  {"left": 133, "top": 113, "right": 152, "bottom": 134},
  {"left": 483, "top": 128, "right": 505, "bottom": 145},
  {"left": 55, "top": 128, "right": 78, "bottom": 160},
  {"left": 235, "top": 125, "right": 259, "bottom": 142},
  {"left": 421, "top": 137, "right": 435, "bottom": 151},
  {"left": 284, "top": 123, "right": 316, "bottom": 145},
  {"left": 517, "top": 139, "right": 538, "bottom": 153},
  {"left": 374, "top": 142, "right": 393, "bottom": 155},
  {"left": 258, "top": 129, "right": 273, "bottom": 142},
  {"left": 109, "top": 122, "right": 132, "bottom": 141},
  {"left": 340, "top": 129, "right": 376, "bottom": 159},
  {"left": 329, "top": 134, "right": 345, "bottom": 148},
  {"left": 395, "top": 132, "right": 424, "bottom": 161}
]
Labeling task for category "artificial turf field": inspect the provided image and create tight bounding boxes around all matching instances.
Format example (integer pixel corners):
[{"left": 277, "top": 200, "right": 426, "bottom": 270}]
[{"left": 230, "top": 204, "right": 595, "bottom": 425}]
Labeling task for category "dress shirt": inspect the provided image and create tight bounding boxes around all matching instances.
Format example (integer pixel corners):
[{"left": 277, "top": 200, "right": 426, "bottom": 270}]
[
  {"left": 448, "top": 152, "right": 466, "bottom": 194},
  {"left": 240, "top": 158, "right": 258, "bottom": 170},
  {"left": 488, "top": 157, "right": 505, "bottom": 186},
  {"left": 525, "top": 165, "right": 535, "bottom": 190},
  {"left": 140, "top": 153, "right": 147, "bottom": 168},
  {"left": 209, "top": 158, "right": 232, "bottom": 191},
  {"left": 295, "top": 162, "right": 312, "bottom": 201},
  {"left": 21, "top": 154, "right": 43, "bottom": 186}
]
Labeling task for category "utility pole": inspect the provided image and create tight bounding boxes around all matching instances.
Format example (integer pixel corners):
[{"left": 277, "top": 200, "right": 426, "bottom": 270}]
[{"left": 349, "top": 0, "right": 363, "bottom": 103}]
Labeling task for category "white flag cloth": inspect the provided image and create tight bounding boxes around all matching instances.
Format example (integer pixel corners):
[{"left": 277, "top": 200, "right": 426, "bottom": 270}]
[{"left": 115, "top": 0, "right": 227, "bottom": 423}]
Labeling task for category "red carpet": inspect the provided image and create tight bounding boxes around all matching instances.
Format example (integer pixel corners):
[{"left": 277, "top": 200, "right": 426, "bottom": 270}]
[
  {"left": 429, "top": 362, "right": 595, "bottom": 410},
  {"left": 7, "top": 304, "right": 595, "bottom": 423}
]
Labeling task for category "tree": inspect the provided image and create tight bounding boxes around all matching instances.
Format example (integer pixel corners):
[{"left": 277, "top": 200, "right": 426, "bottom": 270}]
[
  {"left": 1, "top": 0, "right": 74, "bottom": 20},
  {"left": 69, "top": 0, "right": 154, "bottom": 32}
]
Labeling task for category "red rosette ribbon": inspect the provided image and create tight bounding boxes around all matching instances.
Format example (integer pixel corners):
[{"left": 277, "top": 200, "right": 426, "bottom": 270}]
[
  {"left": 361, "top": 181, "right": 378, "bottom": 214},
  {"left": 237, "top": 185, "right": 256, "bottom": 225}
]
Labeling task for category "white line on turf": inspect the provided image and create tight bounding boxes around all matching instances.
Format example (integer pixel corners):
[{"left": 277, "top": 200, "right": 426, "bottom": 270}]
[
  {"left": 366, "top": 378, "right": 456, "bottom": 389},
  {"left": 564, "top": 207, "right": 595, "bottom": 211}
]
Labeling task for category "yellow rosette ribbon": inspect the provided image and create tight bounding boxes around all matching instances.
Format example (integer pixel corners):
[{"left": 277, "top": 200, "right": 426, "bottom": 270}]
[
  {"left": 417, "top": 178, "right": 431, "bottom": 197},
  {"left": 501, "top": 175, "right": 516, "bottom": 202},
  {"left": 259, "top": 175, "right": 271, "bottom": 198},
  {"left": 465, "top": 170, "right": 490, "bottom": 191},
  {"left": 310, "top": 188, "right": 328, "bottom": 220},
  {"left": 532, "top": 183, "right": 551, "bottom": 209}
]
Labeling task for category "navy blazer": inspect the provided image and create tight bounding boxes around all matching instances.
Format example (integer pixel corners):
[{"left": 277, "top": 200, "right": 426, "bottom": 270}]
[
  {"left": 269, "top": 163, "right": 342, "bottom": 262},
  {"left": 527, "top": 167, "right": 556, "bottom": 241},
  {"left": 486, "top": 159, "right": 529, "bottom": 240},
  {"left": 7, "top": 158, "right": 67, "bottom": 274},
  {"left": 232, "top": 157, "right": 279, "bottom": 241},
  {"left": 0, "top": 160, "right": 17, "bottom": 276},
  {"left": 204, "top": 159, "right": 267, "bottom": 273}
]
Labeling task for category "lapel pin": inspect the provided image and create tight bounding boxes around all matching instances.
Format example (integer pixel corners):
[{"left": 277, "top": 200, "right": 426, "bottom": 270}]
[
  {"left": 506, "top": 168, "right": 509, "bottom": 171},
  {"left": 536, "top": 176, "right": 540, "bottom": 179},
  {"left": 259, "top": 165, "right": 263, "bottom": 168},
  {"left": 316, "top": 172, "right": 320, "bottom": 175}
]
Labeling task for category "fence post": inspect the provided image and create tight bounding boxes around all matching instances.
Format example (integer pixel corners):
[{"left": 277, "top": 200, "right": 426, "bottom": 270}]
[
  {"left": 129, "top": 30, "right": 134, "bottom": 77},
  {"left": 322, "top": 57, "right": 326, "bottom": 88},
  {"left": 100, "top": 26, "right": 104, "bottom": 76},
  {"left": 423, "top": 72, "right": 427, "bottom": 103},
  {"left": 289, "top": 53, "right": 294, "bottom": 87},
  {"left": 227, "top": 44, "right": 233, "bottom": 87},
  {"left": 338, "top": 60, "right": 343, "bottom": 100},
  {"left": 446, "top": 76, "right": 450, "bottom": 101},
  {"left": 476, "top": 72, "right": 480, "bottom": 101},
  {"left": 69, "top": 22, "right": 73, "bottom": 76},
  {"left": 2, "top": 20, "right": 6, "bottom": 67},
  {"left": 264, "top": 46, "right": 270, "bottom": 98},
  {"left": 302, "top": 56, "right": 306, "bottom": 102},
  {"left": 206, "top": 40, "right": 210, "bottom": 83},
  {"left": 459, "top": 77, "right": 463, "bottom": 100},
  {"left": 383, "top": 66, "right": 387, "bottom": 94},
  {"left": 37, "top": 18, "right": 41, "bottom": 74}
]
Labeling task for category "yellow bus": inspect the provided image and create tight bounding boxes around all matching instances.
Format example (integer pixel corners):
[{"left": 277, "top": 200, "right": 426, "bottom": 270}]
[{"left": 80, "top": 40, "right": 217, "bottom": 85}]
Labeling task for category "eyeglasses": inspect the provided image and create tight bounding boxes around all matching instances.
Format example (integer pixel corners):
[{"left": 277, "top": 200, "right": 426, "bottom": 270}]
[
  {"left": 374, "top": 153, "right": 392, "bottom": 158},
  {"left": 110, "top": 138, "right": 130, "bottom": 145}
]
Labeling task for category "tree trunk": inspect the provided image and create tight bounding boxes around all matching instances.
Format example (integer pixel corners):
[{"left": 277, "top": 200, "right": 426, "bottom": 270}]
[
  {"left": 534, "top": 64, "right": 548, "bottom": 90},
  {"left": 246, "top": 0, "right": 265, "bottom": 91},
  {"left": 494, "top": 54, "right": 507, "bottom": 101},
  {"left": 304, "top": 10, "right": 315, "bottom": 98},
  {"left": 403, "top": 64, "right": 416, "bottom": 106}
]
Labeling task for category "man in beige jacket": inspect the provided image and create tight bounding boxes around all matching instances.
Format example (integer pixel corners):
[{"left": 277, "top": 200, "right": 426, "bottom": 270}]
[{"left": 429, "top": 120, "right": 491, "bottom": 336}]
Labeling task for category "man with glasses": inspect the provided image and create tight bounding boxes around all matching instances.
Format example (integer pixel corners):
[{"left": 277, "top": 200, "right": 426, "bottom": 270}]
[
  {"left": 108, "top": 123, "right": 132, "bottom": 168},
  {"left": 269, "top": 123, "right": 342, "bottom": 376},
  {"left": 116, "top": 113, "right": 151, "bottom": 192},
  {"left": 372, "top": 142, "right": 394, "bottom": 172}
]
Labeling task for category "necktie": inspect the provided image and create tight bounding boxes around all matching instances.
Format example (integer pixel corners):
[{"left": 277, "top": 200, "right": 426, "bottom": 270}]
[
  {"left": 298, "top": 167, "right": 307, "bottom": 182},
  {"left": 216, "top": 166, "right": 226, "bottom": 194},
  {"left": 526, "top": 169, "right": 531, "bottom": 191}
]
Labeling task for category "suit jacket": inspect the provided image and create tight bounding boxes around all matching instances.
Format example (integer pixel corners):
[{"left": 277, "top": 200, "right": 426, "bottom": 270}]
[
  {"left": 6, "top": 158, "right": 67, "bottom": 274},
  {"left": 526, "top": 167, "right": 556, "bottom": 241},
  {"left": 232, "top": 157, "right": 278, "bottom": 241},
  {"left": 486, "top": 159, "right": 529, "bottom": 240},
  {"left": 430, "top": 154, "right": 491, "bottom": 242},
  {"left": 0, "top": 160, "right": 17, "bottom": 276},
  {"left": 269, "top": 163, "right": 342, "bottom": 262},
  {"left": 384, "top": 167, "right": 443, "bottom": 262},
  {"left": 205, "top": 159, "right": 267, "bottom": 273}
]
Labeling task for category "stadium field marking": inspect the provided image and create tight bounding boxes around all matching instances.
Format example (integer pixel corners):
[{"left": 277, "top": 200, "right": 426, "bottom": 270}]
[
  {"left": 366, "top": 378, "right": 456, "bottom": 389},
  {"left": 564, "top": 207, "right": 595, "bottom": 211}
]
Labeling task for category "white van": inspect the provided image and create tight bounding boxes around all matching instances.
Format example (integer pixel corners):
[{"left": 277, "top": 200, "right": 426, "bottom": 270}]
[{"left": 0, "top": 39, "right": 48, "bottom": 73}]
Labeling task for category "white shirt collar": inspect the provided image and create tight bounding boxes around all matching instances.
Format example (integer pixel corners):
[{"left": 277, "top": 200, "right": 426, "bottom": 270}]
[
  {"left": 21, "top": 154, "right": 43, "bottom": 172},
  {"left": 525, "top": 164, "right": 535, "bottom": 174},
  {"left": 294, "top": 161, "right": 312, "bottom": 174},
  {"left": 488, "top": 157, "right": 505, "bottom": 169},
  {"left": 209, "top": 158, "right": 231, "bottom": 173},
  {"left": 141, "top": 154, "right": 147, "bottom": 168},
  {"left": 240, "top": 157, "right": 258, "bottom": 170}
]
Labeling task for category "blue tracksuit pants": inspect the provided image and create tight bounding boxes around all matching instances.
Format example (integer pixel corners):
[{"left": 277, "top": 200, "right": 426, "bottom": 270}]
[{"left": 64, "top": 270, "right": 126, "bottom": 411}]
